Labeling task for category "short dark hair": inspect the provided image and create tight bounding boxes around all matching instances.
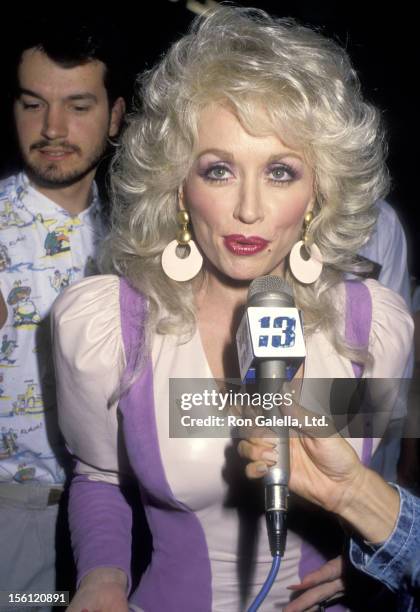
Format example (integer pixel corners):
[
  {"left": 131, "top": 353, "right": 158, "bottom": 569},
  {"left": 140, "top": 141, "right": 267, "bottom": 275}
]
[{"left": 11, "top": 14, "right": 129, "bottom": 105}]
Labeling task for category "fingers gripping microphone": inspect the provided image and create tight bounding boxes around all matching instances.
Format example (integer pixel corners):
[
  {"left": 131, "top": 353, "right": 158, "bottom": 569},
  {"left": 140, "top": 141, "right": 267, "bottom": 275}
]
[{"left": 236, "top": 275, "right": 305, "bottom": 557}]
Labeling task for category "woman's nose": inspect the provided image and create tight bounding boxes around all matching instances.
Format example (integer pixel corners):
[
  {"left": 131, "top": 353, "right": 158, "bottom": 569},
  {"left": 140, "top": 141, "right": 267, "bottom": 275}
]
[{"left": 233, "top": 179, "right": 264, "bottom": 224}]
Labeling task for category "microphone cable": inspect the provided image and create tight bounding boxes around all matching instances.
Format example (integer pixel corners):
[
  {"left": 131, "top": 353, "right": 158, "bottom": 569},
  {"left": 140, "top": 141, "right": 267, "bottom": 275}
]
[
  {"left": 247, "top": 554, "right": 282, "bottom": 612},
  {"left": 247, "top": 486, "right": 287, "bottom": 611}
]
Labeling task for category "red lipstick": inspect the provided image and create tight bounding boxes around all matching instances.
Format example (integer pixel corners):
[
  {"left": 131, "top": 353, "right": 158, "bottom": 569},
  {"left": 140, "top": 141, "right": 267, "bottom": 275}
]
[{"left": 223, "top": 234, "right": 269, "bottom": 256}]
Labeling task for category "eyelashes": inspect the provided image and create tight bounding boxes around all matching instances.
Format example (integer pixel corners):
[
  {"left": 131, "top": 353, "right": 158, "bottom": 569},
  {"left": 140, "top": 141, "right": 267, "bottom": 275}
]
[
  {"left": 200, "top": 163, "right": 232, "bottom": 183},
  {"left": 199, "top": 161, "right": 300, "bottom": 185},
  {"left": 266, "top": 163, "right": 299, "bottom": 183}
]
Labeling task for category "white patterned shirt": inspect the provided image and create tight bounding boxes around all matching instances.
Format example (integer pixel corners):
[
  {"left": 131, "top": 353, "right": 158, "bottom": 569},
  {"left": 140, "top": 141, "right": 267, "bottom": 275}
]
[{"left": 0, "top": 172, "right": 106, "bottom": 484}]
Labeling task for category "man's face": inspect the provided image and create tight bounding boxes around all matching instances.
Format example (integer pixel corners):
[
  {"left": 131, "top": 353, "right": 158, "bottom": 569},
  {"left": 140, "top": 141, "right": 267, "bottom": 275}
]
[{"left": 14, "top": 48, "right": 123, "bottom": 188}]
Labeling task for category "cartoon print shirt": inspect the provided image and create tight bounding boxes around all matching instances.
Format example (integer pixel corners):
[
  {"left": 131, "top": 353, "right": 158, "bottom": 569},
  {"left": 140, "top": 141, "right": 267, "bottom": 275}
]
[{"left": 0, "top": 172, "right": 106, "bottom": 485}]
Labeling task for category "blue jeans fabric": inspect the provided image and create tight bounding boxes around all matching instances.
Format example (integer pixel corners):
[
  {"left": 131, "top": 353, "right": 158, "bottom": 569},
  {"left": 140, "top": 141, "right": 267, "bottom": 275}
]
[{"left": 350, "top": 485, "right": 420, "bottom": 610}]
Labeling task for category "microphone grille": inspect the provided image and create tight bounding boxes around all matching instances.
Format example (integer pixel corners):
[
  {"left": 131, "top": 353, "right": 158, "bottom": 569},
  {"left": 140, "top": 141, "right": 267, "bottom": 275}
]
[{"left": 248, "top": 275, "right": 293, "bottom": 300}]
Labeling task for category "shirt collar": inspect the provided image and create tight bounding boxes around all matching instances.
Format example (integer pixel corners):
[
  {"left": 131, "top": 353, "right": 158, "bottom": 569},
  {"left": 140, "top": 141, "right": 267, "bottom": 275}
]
[{"left": 14, "top": 171, "right": 101, "bottom": 219}]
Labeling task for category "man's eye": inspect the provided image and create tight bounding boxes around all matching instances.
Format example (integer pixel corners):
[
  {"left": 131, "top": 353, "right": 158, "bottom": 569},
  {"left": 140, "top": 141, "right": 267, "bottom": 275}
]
[
  {"left": 72, "top": 105, "right": 91, "bottom": 112},
  {"left": 22, "top": 102, "right": 41, "bottom": 110}
]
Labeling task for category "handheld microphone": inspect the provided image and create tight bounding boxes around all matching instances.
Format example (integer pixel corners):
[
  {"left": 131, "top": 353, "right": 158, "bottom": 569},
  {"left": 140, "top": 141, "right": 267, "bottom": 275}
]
[{"left": 236, "top": 275, "right": 305, "bottom": 556}]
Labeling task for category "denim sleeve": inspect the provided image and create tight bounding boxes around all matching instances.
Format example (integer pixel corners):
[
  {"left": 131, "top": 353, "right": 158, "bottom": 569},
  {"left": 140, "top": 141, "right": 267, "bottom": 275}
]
[{"left": 349, "top": 485, "right": 420, "bottom": 593}]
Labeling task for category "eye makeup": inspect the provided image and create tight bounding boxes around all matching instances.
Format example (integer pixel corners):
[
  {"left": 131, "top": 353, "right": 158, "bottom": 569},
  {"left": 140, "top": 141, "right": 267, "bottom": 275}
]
[{"left": 196, "top": 155, "right": 302, "bottom": 186}]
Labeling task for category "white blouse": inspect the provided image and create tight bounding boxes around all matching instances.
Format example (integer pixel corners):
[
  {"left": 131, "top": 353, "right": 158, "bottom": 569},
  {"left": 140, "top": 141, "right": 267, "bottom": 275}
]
[{"left": 51, "top": 275, "right": 413, "bottom": 610}]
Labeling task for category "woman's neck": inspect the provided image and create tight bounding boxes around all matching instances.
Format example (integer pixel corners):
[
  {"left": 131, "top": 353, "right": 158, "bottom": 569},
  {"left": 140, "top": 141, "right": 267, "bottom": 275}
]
[
  {"left": 193, "top": 268, "right": 250, "bottom": 316},
  {"left": 193, "top": 269, "right": 251, "bottom": 379}
]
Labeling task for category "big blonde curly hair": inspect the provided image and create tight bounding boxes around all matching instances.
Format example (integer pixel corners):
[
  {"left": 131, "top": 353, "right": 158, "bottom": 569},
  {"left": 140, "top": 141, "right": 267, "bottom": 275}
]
[{"left": 102, "top": 5, "right": 388, "bottom": 362}]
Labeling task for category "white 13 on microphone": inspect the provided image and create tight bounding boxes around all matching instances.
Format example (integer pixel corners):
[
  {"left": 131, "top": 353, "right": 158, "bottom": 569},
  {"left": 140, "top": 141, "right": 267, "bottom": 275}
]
[{"left": 236, "top": 306, "right": 306, "bottom": 381}]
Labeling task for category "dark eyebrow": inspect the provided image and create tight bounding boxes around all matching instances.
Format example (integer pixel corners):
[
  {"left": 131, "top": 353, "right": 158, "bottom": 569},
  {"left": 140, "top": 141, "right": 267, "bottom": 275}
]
[
  {"left": 18, "top": 88, "right": 44, "bottom": 100},
  {"left": 18, "top": 88, "right": 97, "bottom": 104},
  {"left": 66, "top": 93, "right": 98, "bottom": 103}
]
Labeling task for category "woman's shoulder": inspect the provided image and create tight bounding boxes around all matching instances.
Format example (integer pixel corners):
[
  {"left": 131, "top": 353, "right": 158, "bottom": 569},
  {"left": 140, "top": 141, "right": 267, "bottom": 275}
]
[
  {"left": 338, "top": 278, "right": 411, "bottom": 322},
  {"left": 52, "top": 274, "right": 121, "bottom": 321},
  {"left": 346, "top": 278, "right": 413, "bottom": 376},
  {"left": 361, "top": 278, "right": 411, "bottom": 324},
  {"left": 51, "top": 274, "right": 124, "bottom": 373}
]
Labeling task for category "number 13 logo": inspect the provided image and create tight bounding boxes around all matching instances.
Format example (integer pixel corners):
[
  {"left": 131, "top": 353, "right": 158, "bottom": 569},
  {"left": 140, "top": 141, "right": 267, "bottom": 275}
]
[{"left": 258, "top": 316, "right": 296, "bottom": 348}]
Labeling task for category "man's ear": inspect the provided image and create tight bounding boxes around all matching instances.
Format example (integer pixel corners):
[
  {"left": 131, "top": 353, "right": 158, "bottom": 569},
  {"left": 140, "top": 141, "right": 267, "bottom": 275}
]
[{"left": 109, "top": 97, "right": 126, "bottom": 138}]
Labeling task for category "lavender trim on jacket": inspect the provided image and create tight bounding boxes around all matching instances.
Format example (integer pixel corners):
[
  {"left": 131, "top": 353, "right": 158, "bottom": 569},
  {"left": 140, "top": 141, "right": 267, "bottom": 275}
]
[
  {"left": 69, "top": 475, "right": 134, "bottom": 592},
  {"left": 68, "top": 278, "right": 212, "bottom": 611}
]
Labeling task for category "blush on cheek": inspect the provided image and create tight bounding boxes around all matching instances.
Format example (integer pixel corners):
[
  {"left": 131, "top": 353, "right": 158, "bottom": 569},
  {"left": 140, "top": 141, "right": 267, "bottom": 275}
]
[
  {"left": 275, "top": 197, "right": 311, "bottom": 228},
  {"left": 184, "top": 187, "right": 222, "bottom": 222}
]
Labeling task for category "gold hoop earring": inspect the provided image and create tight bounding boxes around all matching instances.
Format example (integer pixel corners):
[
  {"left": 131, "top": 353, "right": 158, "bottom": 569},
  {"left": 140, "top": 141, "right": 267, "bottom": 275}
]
[
  {"left": 161, "top": 210, "right": 203, "bottom": 282},
  {"left": 289, "top": 211, "right": 323, "bottom": 284}
]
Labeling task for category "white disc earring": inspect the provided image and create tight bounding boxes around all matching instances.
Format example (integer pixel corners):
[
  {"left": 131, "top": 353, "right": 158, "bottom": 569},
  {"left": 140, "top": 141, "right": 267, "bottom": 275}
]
[
  {"left": 161, "top": 210, "right": 203, "bottom": 282},
  {"left": 289, "top": 211, "right": 323, "bottom": 284}
]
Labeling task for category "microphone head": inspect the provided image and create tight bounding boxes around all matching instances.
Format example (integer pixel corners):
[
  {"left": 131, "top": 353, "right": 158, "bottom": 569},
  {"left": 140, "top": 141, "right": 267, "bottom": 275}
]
[
  {"left": 248, "top": 275, "right": 294, "bottom": 307},
  {"left": 237, "top": 275, "right": 305, "bottom": 380}
]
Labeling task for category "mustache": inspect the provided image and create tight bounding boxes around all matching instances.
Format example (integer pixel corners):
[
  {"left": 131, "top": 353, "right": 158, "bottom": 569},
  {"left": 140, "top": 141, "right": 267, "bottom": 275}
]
[{"left": 30, "top": 140, "right": 81, "bottom": 153}]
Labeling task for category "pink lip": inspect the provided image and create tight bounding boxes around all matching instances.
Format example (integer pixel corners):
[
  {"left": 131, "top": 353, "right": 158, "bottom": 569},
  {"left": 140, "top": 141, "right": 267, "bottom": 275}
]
[{"left": 223, "top": 234, "right": 269, "bottom": 255}]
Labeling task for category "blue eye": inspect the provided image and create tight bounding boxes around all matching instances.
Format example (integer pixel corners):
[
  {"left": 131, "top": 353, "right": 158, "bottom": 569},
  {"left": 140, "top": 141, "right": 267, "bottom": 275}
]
[
  {"left": 203, "top": 164, "right": 232, "bottom": 182},
  {"left": 268, "top": 164, "right": 297, "bottom": 183}
]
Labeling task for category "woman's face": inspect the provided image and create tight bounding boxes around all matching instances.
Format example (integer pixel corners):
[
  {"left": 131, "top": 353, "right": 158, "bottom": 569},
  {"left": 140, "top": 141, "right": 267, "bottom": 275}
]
[{"left": 183, "top": 104, "right": 314, "bottom": 282}]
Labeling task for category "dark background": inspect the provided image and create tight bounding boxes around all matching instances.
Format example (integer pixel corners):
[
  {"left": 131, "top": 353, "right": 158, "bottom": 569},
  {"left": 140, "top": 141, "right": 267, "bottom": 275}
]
[{"left": 1, "top": 1, "right": 418, "bottom": 277}]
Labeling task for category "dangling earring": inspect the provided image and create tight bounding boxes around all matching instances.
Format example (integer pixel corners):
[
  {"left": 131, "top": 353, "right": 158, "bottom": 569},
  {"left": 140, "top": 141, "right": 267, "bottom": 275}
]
[
  {"left": 289, "top": 211, "right": 323, "bottom": 284},
  {"left": 161, "top": 210, "right": 203, "bottom": 282}
]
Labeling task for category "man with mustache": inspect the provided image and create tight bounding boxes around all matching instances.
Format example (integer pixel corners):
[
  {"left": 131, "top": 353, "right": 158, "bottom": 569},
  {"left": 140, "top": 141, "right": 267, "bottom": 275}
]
[{"left": 0, "top": 17, "right": 125, "bottom": 610}]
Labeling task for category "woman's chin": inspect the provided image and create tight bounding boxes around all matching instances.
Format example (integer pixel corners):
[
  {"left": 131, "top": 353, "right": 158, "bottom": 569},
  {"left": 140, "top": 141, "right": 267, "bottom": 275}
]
[{"left": 208, "top": 262, "right": 285, "bottom": 284}]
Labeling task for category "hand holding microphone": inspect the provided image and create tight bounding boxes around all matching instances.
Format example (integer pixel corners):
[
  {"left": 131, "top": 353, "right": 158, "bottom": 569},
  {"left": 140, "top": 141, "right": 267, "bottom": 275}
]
[{"left": 239, "top": 408, "right": 400, "bottom": 545}]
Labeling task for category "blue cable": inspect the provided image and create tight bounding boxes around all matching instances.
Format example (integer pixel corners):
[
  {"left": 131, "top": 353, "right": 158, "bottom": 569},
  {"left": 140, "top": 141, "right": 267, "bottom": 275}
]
[{"left": 247, "top": 555, "right": 282, "bottom": 612}]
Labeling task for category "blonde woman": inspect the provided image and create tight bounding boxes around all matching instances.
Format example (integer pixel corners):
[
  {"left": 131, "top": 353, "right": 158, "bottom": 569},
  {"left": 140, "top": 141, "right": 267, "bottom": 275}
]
[{"left": 52, "top": 7, "right": 412, "bottom": 611}]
